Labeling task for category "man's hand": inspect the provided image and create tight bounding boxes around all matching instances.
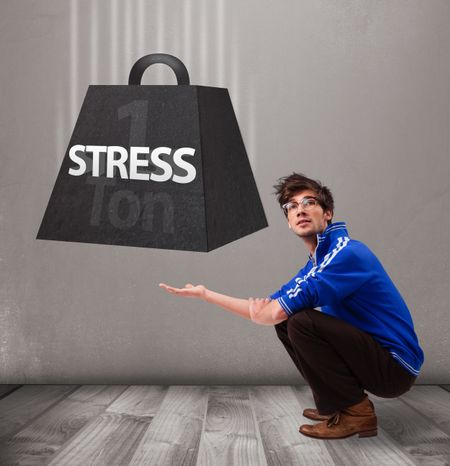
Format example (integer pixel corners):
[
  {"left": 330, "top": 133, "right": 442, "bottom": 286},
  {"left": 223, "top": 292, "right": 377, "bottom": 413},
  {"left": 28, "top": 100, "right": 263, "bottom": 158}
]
[{"left": 159, "top": 283, "right": 206, "bottom": 299}]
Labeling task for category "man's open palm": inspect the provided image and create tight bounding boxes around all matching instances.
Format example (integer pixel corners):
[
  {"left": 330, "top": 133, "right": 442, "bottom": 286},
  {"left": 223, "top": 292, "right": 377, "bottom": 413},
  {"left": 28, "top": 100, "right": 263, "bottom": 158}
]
[{"left": 159, "top": 283, "right": 206, "bottom": 299}]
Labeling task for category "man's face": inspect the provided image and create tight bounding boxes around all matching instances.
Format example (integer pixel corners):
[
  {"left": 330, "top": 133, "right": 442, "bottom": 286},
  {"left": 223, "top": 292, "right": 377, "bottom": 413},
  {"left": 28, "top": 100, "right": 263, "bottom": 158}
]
[{"left": 286, "top": 189, "right": 333, "bottom": 238}]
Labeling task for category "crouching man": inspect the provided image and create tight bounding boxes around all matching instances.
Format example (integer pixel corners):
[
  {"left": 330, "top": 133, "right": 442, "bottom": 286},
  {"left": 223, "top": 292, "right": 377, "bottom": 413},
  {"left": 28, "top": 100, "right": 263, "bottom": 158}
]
[{"left": 160, "top": 172, "right": 424, "bottom": 440}]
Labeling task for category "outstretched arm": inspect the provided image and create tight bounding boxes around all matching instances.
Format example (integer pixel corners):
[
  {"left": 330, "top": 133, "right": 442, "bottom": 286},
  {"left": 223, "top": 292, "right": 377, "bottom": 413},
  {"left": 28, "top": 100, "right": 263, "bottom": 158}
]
[{"left": 159, "top": 283, "right": 288, "bottom": 325}]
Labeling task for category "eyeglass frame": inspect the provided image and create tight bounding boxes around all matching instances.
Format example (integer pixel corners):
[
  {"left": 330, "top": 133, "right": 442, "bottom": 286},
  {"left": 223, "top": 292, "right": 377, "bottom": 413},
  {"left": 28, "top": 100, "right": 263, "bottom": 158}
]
[{"left": 281, "top": 196, "right": 321, "bottom": 215}]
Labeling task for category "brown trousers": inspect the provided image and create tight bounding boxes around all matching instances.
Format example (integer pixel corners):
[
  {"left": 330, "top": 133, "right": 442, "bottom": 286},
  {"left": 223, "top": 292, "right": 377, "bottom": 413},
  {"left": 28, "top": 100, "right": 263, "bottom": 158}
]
[{"left": 275, "top": 308, "right": 417, "bottom": 415}]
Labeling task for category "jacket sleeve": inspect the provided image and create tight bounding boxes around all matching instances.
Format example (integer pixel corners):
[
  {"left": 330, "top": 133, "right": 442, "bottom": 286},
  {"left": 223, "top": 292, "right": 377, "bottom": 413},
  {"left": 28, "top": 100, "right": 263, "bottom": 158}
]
[
  {"left": 277, "top": 239, "right": 373, "bottom": 316},
  {"left": 269, "top": 263, "right": 311, "bottom": 301}
]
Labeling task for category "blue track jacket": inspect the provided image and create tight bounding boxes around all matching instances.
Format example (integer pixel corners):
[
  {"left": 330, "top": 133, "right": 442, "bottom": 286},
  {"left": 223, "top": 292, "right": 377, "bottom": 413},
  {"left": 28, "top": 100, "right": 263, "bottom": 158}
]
[{"left": 270, "top": 222, "right": 424, "bottom": 376}]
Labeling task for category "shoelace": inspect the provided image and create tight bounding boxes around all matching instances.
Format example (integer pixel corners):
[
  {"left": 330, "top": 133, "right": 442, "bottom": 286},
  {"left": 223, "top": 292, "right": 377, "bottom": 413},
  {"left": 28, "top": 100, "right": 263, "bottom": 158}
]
[{"left": 326, "top": 412, "right": 341, "bottom": 427}]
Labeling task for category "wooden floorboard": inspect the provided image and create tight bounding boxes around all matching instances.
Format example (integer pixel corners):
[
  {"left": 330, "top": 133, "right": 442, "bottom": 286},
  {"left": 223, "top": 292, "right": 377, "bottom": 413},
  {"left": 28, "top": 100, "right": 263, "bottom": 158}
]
[
  {"left": 48, "top": 411, "right": 152, "bottom": 466},
  {"left": 401, "top": 386, "right": 450, "bottom": 437},
  {"left": 128, "top": 386, "right": 208, "bottom": 466},
  {"left": 0, "top": 385, "right": 128, "bottom": 466},
  {"left": 250, "top": 386, "right": 335, "bottom": 466},
  {"left": 0, "top": 385, "right": 22, "bottom": 400},
  {"left": 0, "top": 385, "right": 449, "bottom": 466},
  {"left": 0, "top": 385, "right": 77, "bottom": 441},
  {"left": 196, "top": 386, "right": 267, "bottom": 466},
  {"left": 372, "top": 392, "right": 450, "bottom": 465},
  {"left": 48, "top": 386, "right": 167, "bottom": 466},
  {"left": 107, "top": 385, "right": 168, "bottom": 417}
]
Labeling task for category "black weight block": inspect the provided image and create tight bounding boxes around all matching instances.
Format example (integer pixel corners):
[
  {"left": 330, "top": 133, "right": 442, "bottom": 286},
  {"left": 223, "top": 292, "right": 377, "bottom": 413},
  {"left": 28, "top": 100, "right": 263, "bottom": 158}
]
[{"left": 37, "top": 54, "right": 267, "bottom": 252}]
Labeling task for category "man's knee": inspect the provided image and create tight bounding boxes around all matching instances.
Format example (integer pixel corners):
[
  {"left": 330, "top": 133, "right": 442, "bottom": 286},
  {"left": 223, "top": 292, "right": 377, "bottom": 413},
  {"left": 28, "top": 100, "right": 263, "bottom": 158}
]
[
  {"left": 286, "top": 309, "right": 315, "bottom": 339},
  {"left": 274, "top": 320, "right": 288, "bottom": 341}
]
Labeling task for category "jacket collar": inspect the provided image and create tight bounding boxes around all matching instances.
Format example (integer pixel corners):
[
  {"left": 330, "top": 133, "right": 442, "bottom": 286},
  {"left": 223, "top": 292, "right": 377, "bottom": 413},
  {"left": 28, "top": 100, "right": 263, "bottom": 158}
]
[{"left": 309, "top": 221, "right": 349, "bottom": 265}]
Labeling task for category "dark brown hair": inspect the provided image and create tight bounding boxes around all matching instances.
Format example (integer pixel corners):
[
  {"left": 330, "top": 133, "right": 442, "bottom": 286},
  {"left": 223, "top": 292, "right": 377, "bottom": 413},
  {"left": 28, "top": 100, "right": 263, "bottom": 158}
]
[{"left": 273, "top": 173, "right": 334, "bottom": 224}]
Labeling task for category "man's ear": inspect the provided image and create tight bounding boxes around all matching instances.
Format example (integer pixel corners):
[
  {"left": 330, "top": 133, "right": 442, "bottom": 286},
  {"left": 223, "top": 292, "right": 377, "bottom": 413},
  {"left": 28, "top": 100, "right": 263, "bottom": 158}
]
[
  {"left": 325, "top": 210, "right": 333, "bottom": 222},
  {"left": 288, "top": 221, "right": 292, "bottom": 229}
]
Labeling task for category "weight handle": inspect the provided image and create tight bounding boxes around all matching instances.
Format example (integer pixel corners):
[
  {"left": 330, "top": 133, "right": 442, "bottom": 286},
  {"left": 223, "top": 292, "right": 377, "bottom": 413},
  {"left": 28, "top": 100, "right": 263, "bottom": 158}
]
[{"left": 128, "top": 53, "right": 190, "bottom": 85}]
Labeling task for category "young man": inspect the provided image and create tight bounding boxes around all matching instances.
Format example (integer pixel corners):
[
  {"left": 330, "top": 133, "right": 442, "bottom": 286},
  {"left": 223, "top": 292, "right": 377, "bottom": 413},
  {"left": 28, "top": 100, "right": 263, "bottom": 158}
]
[{"left": 160, "top": 173, "right": 424, "bottom": 440}]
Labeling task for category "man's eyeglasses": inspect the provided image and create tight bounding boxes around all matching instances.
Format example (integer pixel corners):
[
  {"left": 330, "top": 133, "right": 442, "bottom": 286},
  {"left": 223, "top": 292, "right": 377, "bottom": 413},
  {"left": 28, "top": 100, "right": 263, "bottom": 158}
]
[{"left": 282, "top": 196, "right": 320, "bottom": 215}]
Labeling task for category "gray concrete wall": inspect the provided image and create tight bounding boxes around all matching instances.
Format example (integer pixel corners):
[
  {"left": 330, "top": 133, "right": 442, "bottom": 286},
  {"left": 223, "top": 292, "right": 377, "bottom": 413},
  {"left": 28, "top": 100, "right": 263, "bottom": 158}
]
[{"left": 1, "top": 0, "right": 449, "bottom": 384}]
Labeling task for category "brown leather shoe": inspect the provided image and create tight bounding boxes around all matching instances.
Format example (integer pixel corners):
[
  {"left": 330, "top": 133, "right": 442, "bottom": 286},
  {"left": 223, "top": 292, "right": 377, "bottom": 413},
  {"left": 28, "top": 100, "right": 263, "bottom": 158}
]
[
  {"left": 302, "top": 408, "right": 332, "bottom": 421},
  {"left": 299, "top": 396, "right": 377, "bottom": 440}
]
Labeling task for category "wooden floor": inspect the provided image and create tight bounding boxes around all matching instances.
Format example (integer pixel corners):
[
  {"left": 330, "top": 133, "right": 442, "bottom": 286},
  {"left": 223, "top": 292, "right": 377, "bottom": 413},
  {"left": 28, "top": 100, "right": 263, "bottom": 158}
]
[{"left": 0, "top": 385, "right": 449, "bottom": 465}]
